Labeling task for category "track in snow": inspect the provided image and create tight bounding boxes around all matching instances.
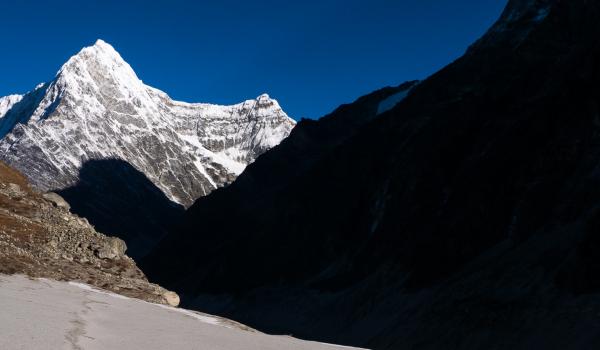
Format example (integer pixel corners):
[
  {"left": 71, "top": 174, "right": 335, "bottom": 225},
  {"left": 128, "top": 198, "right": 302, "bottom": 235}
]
[{"left": 0, "top": 275, "right": 365, "bottom": 350}]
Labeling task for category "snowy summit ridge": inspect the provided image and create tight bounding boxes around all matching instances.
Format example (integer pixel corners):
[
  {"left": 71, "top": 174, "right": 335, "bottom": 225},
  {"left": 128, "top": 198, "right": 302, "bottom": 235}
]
[{"left": 0, "top": 39, "right": 296, "bottom": 206}]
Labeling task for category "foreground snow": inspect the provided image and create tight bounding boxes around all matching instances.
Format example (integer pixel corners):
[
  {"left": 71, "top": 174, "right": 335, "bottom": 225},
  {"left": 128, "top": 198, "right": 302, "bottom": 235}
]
[{"left": 0, "top": 275, "right": 365, "bottom": 350}]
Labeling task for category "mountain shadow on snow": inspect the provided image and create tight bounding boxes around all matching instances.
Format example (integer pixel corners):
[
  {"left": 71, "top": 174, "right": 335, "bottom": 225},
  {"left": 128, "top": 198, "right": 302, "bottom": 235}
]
[{"left": 58, "top": 159, "right": 184, "bottom": 259}]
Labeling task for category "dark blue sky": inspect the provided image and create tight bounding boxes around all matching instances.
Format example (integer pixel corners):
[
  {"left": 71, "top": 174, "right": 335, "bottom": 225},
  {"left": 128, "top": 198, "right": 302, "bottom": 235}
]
[{"left": 1, "top": 0, "right": 506, "bottom": 119}]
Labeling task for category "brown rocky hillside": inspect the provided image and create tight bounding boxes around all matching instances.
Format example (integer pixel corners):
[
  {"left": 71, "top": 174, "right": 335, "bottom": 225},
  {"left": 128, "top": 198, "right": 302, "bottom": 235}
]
[{"left": 0, "top": 161, "right": 178, "bottom": 306}]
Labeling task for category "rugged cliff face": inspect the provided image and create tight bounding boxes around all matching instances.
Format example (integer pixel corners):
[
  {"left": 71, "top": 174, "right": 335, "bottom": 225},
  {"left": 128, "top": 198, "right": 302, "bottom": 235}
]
[
  {"left": 145, "top": 1, "right": 600, "bottom": 348},
  {"left": 0, "top": 161, "right": 178, "bottom": 306},
  {"left": 0, "top": 40, "right": 295, "bottom": 207}
]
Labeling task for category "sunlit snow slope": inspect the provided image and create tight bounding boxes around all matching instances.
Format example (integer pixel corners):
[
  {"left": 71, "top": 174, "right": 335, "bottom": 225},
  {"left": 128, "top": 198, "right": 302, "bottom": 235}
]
[{"left": 0, "top": 275, "right": 364, "bottom": 350}]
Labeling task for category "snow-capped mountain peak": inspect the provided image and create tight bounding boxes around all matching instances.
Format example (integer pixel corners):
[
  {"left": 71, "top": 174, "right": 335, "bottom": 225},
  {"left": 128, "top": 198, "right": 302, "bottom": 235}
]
[
  {"left": 58, "top": 39, "right": 146, "bottom": 93},
  {"left": 51, "top": 39, "right": 157, "bottom": 121},
  {"left": 61, "top": 39, "right": 131, "bottom": 73},
  {"left": 0, "top": 40, "right": 296, "bottom": 206}
]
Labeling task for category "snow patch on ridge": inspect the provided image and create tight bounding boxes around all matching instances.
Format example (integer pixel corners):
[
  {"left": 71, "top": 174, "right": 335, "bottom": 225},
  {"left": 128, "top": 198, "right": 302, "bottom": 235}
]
[
  {"left": 376, "top": 83, "right": 418, "bottom": 115},
  {"left": 377, "top": 90, "right": 410, "bottom": 115},
  {"left": 0, "top": 95, "right": 23, "bottom": 120}
]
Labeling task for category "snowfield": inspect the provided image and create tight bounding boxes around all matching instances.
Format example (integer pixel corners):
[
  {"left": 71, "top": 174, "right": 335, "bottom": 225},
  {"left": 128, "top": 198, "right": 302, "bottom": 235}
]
[{"left": 0, "top": 275, "right": 365, "bottom": 350}]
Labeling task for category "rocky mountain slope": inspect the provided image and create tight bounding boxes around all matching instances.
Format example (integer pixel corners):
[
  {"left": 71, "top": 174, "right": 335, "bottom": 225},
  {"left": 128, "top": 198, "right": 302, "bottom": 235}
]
[
  {"left": 57, "top": 159, "right": 186, "bottom": 258},
  {"left": 0, "top": 161, "right": 178, "bottom": 306},
  {"left": 0, "top": 39, "right": 295, "bottom": 207},
  {"left": 145, "top": 0, "right": 600, "bottom": 348}
]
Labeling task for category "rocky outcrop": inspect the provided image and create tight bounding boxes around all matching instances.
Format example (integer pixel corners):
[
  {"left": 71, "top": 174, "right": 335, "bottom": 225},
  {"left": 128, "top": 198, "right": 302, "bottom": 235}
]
[
  {"left": 42, "top": 192, "right": 71, "bottom": 210},
  {"left": 56, "top": 159, "right": 186, "bottom": 260},
  {"left": 0, "top": 161, "right": 178, "bottom": 306},
  {"left": 94, "top": 237, "right": 127, "bottom": 260},
  {"left": 4, "top": 182, "right": 26, "bottom": 199}
]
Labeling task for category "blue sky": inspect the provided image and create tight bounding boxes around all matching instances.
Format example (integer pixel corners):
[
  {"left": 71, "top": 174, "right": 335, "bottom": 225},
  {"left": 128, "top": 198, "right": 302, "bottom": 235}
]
[{"left": 0, "top": 0, "right": 506, "bottom": 120}]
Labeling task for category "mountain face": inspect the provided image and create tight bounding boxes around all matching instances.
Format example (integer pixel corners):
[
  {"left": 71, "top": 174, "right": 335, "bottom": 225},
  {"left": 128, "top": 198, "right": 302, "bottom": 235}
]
[
  {"left": 145, "top": 0, "right": 600, "bottom": 349},
  {"left": 0, "top": 40, "right": 295, "bottom": 257},
  {"left": 57, "top": 159, "right": 187, "bottom": 259},
  {"left": 0, "top": 39, "right": 295, "bottom": 207}
]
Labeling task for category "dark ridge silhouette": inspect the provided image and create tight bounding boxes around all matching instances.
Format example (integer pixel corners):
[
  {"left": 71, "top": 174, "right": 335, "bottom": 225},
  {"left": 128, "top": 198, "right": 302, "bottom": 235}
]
[
  {"left": 58, "top": 159, "right": 184, "bottom": 260},
  {"left": 142, "top": 81, "right": 421, "bottom": 337},
  {"left": 144, "top": 1, "right": 600, "bottom": 349}
]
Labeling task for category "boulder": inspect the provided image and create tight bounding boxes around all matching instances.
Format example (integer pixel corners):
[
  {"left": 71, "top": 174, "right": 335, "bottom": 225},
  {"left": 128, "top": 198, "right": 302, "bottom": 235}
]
[
  {"left": 5, "top": 183, "right": 26, "bottom": 199},
  {"left": 163, "top": 291, "right": 180, "bottom": 307},
  {"left": 95, "top": 238, "right": 127, "bottom": 260},
  {"left": 42, "top": 192, "right": 71, "bottom": 210}
]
